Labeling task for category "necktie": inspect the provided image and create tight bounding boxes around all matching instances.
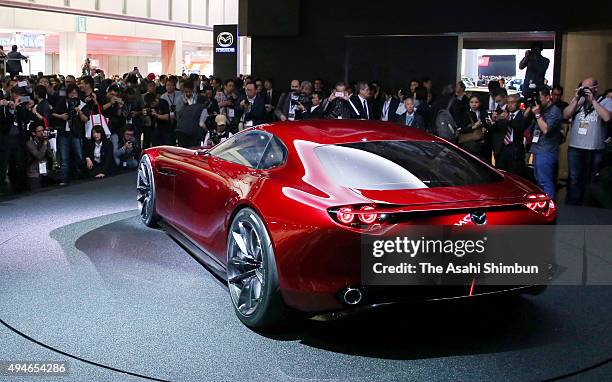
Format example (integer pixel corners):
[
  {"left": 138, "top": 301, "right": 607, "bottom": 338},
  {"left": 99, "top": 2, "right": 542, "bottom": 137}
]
[
  {"left": 406, "top": 114, "right": 414, "bottom": 126},
  {"left": 363, "top": 100, "right": 368, "bottom": 119},
  {"left": 504, "top": 114, "right": 514, "bottom": 145}
]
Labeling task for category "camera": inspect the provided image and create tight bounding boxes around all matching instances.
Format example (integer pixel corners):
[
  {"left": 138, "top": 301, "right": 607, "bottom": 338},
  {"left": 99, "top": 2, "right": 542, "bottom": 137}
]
[
  {"left": 290, "top": 93, "right": 302, "bottom": 106},
  {"left": 524, "top": 82, "right": 540, "bottom": 108},
  {"left": 43, "top": 129, "right": 57, "bottom": 139},
  {"left": 170, "top": 104, "right": 176, "bottom": 112},
  {"left": 577, "top": 87, "right": 591, "bottom": 99}
]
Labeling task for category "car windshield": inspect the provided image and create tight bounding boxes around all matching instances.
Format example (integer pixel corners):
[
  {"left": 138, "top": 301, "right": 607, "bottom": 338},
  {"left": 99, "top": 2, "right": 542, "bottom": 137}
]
[{"left": 314, "top": 140, "right": 502, "bottom": 190}]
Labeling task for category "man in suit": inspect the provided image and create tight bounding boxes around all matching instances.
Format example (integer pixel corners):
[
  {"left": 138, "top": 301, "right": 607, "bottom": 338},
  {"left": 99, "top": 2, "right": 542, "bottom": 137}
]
[
  {"left": 304, "top": 91, "right": 325, "bottom": 119},
  {"left": 397, "top": 97, "right": 426, "bottom": 130},
  {"left": 323, "top": 82, "right": 352, "bottom": 119},
  {"left": 6, "top": 46, "right": 27, "bottom": 78},
  {"left": 236, "top": 83, "right": 266, "bottom": 130},
  {"left": 349, "top": 82, "right": 375, "bottom": 120},
  {"left": 489, "top": 89, "right": 510, "bottom": 162},
  {"left": 492, "top": 94, "right": 527, "bottom": 175},
  {"left": 275, "top": 79, "right": 302, "bottom": 121}
]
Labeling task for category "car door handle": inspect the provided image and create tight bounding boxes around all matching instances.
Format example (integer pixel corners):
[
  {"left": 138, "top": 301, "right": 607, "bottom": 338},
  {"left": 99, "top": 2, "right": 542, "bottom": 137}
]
[{"left": 157, "top": 168, "right": 177, "bottom": 177}]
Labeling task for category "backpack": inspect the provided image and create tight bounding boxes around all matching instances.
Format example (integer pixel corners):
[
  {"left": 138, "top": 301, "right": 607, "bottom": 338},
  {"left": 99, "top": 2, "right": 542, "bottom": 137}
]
[{"left": 435, "top": 96, "right": 457, "bottom": 141}]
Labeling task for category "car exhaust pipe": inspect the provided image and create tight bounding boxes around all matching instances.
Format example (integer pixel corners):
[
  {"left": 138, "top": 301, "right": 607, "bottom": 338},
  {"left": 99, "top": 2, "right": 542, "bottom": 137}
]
[{"left": 341, "top": 287, "right": 363, "bottom": 305}]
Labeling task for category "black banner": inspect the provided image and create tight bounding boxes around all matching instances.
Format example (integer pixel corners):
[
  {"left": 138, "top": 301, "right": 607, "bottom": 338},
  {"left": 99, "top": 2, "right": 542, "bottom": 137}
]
[{"left": 213, "top": 24, "right": 239, "bottom": 80}]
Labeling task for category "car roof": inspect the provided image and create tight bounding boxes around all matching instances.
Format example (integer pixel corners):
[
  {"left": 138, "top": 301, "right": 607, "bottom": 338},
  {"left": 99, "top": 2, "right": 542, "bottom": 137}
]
[{"left": 256, "top": 119, "right": 437, "bottom": 146}]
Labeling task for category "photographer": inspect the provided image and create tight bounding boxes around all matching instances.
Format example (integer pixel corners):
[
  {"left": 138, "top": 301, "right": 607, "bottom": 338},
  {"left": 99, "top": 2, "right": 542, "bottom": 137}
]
[
  {"left": 563, "top": 78, "right": 612, "bottom": 205},
  {"left": 84, "top": 125, "right": 114, "bottom": 179},
  {"left": 80, "top": 76, "right": 103, "bottom": 122},
  {"left": 144, "top": 92, "right": 172, "bottom": 147},
  {"left": 102, "top": 85, "right": 125, "bottom": 136},
  {"left": 519, "top": 42, "right": 550, "bottom": 93},
  {"left": 235, "top": 83, "right": 266, "bottom": 131},
  {"left": 52, "top": 83, "right": 88, "bottom": 185},
  {"left": 525, "top": 87, "right": 563, "bottom": 198},
  {"left": 121, "top": 87, "right": 143, "bottom": 138},
  {"left": 160, "top": 77, "right": 182, "bottom": 145},
  {"left": 457, "top": 95, "right": 491, "bottom": 163},
  {"left": 275, "top": 80, "right": 302, "bottom": 121},
  {"left": 494, "top": 94, "right": 527, "bottom": 175},
  {"left": 203, "top": 115, "right": 233, "bottom": 147},
  {"left": 25, "top": 121, "right": 53, "bottom": 192},
  {"left": 215, "top": 79, "right": 237, "bottom": 124},
  {"left": 323, "top": 82, "right": 353, "bottom": 119},
  {"left": 111, "top": 126, "right": 141, "bottom": 169},
  {"left": 304, "top": 91, "right": 325, "bottom": 120},
  {"left": 202, "top": 85, "right": 220, "bottom": 115},
  {"left": 0, "top": 87, "right": 30, "bottom": 193}
]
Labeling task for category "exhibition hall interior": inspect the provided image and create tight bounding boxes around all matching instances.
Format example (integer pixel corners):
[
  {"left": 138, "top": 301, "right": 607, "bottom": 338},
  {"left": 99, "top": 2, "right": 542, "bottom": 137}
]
[{"left": 1, "top": 0, "right": 611, "bottom": 381}]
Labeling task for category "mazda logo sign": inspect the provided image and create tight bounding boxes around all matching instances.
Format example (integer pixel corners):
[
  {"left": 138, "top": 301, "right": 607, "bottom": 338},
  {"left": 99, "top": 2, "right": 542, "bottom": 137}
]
[
  {"left": 470, "top": 211, "right": 487, "bottom": 225},
  {"left": 217, "top": 32, "right": 234, "bottom": 48}
]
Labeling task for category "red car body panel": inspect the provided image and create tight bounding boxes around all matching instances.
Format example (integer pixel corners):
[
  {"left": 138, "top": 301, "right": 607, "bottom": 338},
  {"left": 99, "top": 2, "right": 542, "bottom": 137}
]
[{"left": 144, "top": 120, "right": 556, "bottom": 313}]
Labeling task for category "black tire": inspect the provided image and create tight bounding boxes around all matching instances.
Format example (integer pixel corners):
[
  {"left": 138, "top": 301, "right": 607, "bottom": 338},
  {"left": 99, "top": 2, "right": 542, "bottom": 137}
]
[
  {"left": 226, "top": 207, "right": 293, "bottom": 329},
  {"left": 137, "top": 155, "right": 160, "bottom": 228}
]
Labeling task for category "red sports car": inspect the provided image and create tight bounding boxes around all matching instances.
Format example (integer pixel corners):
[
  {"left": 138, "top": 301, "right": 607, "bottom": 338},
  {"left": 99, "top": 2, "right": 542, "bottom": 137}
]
[{"left": 137, "top": 120, "right": 556, "bottom": 328}]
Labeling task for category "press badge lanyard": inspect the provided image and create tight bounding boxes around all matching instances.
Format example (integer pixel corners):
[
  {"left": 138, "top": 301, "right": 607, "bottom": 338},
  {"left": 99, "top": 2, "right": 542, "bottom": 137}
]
[{"left": 169, "top": 93, "right": 177, "bottom": 120}]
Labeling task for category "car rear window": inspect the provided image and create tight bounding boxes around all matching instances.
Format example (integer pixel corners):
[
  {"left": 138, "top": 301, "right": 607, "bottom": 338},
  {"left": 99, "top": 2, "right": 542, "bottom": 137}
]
[{"left": 314, "top": 140, "right": 502, "bottom": 190}]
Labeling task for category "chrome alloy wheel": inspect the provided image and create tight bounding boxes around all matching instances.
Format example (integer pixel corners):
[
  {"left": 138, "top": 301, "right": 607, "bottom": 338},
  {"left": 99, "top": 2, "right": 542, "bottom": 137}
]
[
  {"left": 227, "top": 216, "right": 266, "bottom": 317},
  {"left": 137, "top": 157, "right": 154, "bottom": 223}
]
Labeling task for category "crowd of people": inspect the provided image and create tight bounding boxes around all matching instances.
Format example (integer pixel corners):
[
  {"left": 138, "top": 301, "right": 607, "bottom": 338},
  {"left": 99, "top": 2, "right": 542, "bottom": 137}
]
[{"left": 0, "top": 44, "right": 611, "bottom": 207}]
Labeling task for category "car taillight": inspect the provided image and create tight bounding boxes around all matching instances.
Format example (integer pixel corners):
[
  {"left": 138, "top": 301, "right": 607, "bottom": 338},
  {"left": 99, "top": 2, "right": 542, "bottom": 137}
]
[
  {"left": 358, "top": 206, "right": 378, "bottom": 224},
  {"left": 330, "top": 205, "right": 382, "bottom": 227},
  {"left": 336, "top": 207, "right": 355, "bottom": 224},
  {"left": 525, "top": 193, "right": 556, "bottom": 216}
]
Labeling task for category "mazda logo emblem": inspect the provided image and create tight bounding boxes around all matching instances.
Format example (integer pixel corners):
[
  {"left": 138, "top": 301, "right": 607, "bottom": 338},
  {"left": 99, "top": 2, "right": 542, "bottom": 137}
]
[
  {"left": 217, "top": 32, "right": 234, "bottom": 48},
  {"left": 470, "top": 211, "right": 487, "bottom": 225}
]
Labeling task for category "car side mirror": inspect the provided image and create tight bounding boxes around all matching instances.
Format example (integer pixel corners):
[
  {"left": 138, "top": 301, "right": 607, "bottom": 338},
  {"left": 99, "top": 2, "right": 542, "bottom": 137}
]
[{"left": 193, "top": 149, "right": 210, "bottom": 156}]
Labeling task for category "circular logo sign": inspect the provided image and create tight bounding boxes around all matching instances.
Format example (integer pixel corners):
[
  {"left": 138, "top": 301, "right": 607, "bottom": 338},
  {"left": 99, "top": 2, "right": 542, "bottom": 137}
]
[{"left": 217, "top": 32, "right": 234, "bottom": 48}]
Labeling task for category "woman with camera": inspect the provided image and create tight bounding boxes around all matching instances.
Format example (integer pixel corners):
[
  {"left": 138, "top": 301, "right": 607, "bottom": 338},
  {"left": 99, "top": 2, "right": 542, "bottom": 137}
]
[{"left": 457, "top": 95, "right": 491, "bottom": 163}]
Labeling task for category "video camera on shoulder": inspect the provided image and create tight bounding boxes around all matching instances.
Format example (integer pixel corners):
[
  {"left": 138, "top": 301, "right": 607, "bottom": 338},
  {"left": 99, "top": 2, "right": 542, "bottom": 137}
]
[{"left": 524, "top": 83, "right": 540, "bottom": 108}]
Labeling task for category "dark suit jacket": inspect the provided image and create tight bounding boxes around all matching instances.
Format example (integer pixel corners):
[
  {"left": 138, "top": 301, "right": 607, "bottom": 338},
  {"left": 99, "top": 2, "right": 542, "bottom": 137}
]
[
  {"left": 52, "top": 97, "right": 87, "bottom": 138},
  {"left": 348, "top": 94, "right": 375, "bottom": 120},
  {"left": 264, "top": 89, "right": 280, "bottom": 108},
  {"left": 237, "top": 93, "right": 266, "bottom": 126},
  {"left": 459, "top": 109, "right": 488, "bottom": 134},
  {"left": 0, "top": 105, "right": 14, "bottom": 139},
  {"left": 490, "top": 110, "right": 527, "bottom": 157},
  {"left": 397, "top": 112, "right": 426, "bottom": 130},
  {"left": 304, "top": 104, "right": 325, "bottom": 119},
  {"left": 6, "top": 51, "right": 27, "bottom": 75},
  {"left": 84, "top": 139, "right": 114, "bottom": 175},
  {"left": 275, "top": 92, "right": 305, "bottom": 121},
  {"left": 377, "top": 97, "right": 400, "bottom": 122}
]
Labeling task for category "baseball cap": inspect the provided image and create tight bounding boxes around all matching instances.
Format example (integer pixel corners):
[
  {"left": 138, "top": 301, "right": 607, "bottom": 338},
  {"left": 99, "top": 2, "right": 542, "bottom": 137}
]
[{"left": 215, "top": 114, "right": 228, "bottom": 126}]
